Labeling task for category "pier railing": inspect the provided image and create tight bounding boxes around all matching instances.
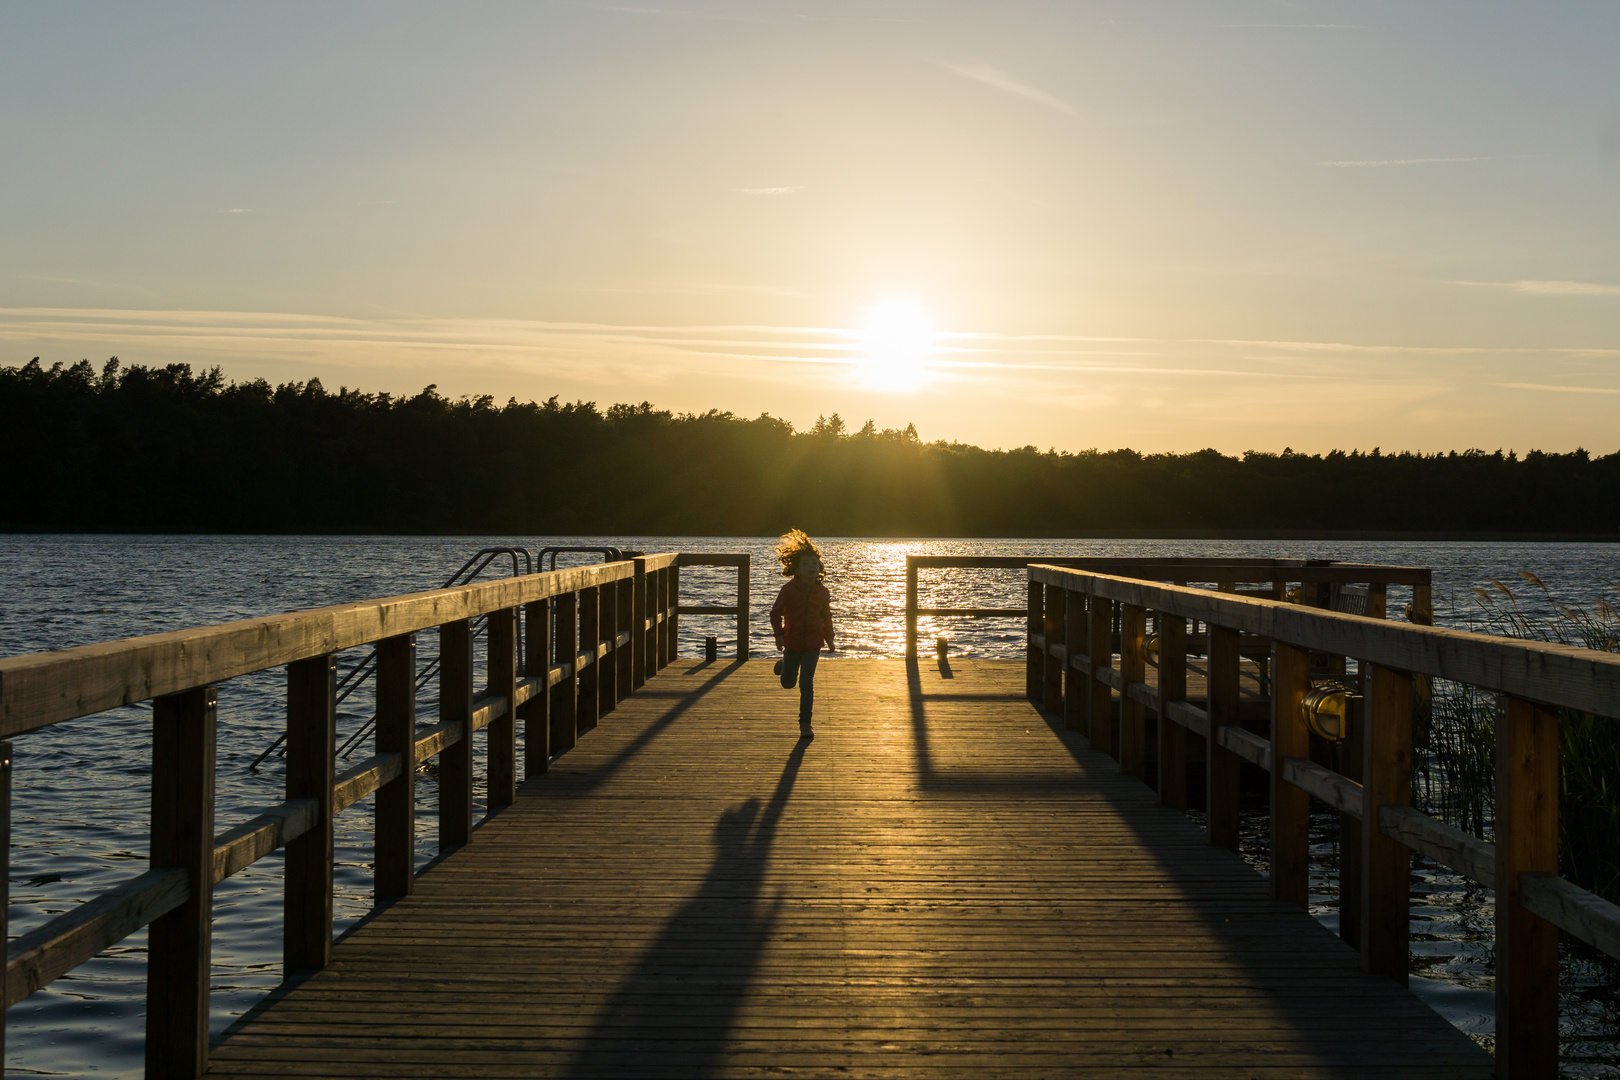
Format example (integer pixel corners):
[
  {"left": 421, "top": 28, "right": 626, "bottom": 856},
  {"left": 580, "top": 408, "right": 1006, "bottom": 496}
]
[
  {"left": 0, "top": 551, "right": 746, "bottom": 1078},
  {"left": 1026, "top": 564, "right": 1620, "bottom": 1079}
]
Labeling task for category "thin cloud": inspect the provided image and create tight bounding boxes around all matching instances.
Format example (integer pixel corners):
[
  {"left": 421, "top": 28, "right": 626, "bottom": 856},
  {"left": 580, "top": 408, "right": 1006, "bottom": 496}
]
[
  {"left": 734, "top": 186, "right": 805, "bottom": 195},
  {"left": 1446, "top": 279, "right": 1620, "bottom": 297},
  {"left": 932, "top": 59, "right": 1075, "bottom": 117},
  {"left": 216, "top": 208, "right": 254, "bottom": 214},
  {"left": 1495, "top": 382, "right": 1620, "bottom": 395},
  {"left": 1320, "top": 157, "right": 1487, "bottom": 167}
]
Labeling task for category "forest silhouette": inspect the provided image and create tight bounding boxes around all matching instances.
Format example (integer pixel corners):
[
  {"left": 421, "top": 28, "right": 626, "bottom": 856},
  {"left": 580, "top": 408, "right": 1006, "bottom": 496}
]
[{"left": 4, "top": 357, "right": 1617, "bottom": 536}]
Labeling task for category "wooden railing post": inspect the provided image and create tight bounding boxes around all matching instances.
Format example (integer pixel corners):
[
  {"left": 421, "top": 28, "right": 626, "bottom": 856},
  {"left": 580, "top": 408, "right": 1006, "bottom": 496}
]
[
  {"left": 655, "top": 567, "right": 670, "bottom": 670},
  {"left": 1206, "top": 624, "right": 1242, "bottom": 852},
  {"left": 286, "top": 656, "right": 335, "bottom": 974},
  {"left": 1119, "top": 604, "right": 1147, "bottom": 779},
  {"left": 1043, "top": 584, "right": 1065, "bottom": 715},
  {"left": 736, "top": 556, "right": 751, "bottom": 660},
  {"left": 1088, "top": 594, "right": 1115, "bottom": 757},
  {"left": 374, "top": 634, "right": 416, "bottom": 900},
  {"left": 1496, "top": 695, "right": 1560, "bottom": 1078},
  {"left": 524, "top": 598, "right": 552, "bottom": 775},
  {"left": 147, "top": 686, "right": 215, "bottom": 1079},
  {"left": 631, "top": 562, "right": 648, "bottom": 690},
  {"left": 1360, "top": 663, "right": 1411, "bottom": 982},
  {"left": 1270, "top": 641, "right": 1312, "bottom": 907},
  {"left": 487, "top": 607, "right": 518, "bottom": 810},
  {"left": 906, "top": 558, "right": 919, "bottom": 660},
  {"left": 597, "top": 583, "right": 617, "bottom": 718},
  {"left": 669, "top": 564, "right": 681, "bottom": 659},
  {"left": 1157, "top": 613, "right": 1188, "bottom": 810},
  {"left": 438, "top": 621, "right": 473, "bottom": 849},
  {"left": 618, "top": 576, "right": 635, "bottom": 699},
  {"left": 1026, "top": 580, "right": 1043, "bottom": 704},
  {"left": 553, "top": 592, "right": 578, "bottom": 752},
  {"left": 1063, "top": 590, "right": 1087, "bottom": 733},
  {"left": 578, "top": 586, "right": 600, "bottom": 730}
]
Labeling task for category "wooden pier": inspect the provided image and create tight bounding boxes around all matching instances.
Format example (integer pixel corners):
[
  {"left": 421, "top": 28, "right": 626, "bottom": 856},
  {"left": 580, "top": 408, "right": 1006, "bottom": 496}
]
[
  {"left": 209, "top": 658, "right": 1489, "bottom": 1078},
  {"left": 4, "top": 552, "right": 1620, "bottom": 1078}
]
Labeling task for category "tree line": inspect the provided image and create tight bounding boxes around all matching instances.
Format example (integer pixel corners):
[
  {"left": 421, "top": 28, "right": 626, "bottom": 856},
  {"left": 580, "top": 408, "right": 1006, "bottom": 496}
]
[{"left": 4, "top": 357, "right": 1617, "bottom": 536}]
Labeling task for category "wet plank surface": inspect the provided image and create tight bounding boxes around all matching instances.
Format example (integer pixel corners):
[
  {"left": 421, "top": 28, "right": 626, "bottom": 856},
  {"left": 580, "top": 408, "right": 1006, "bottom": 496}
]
[{"left": 210, "top": 658, "right": 1492, "bottom": 1078}]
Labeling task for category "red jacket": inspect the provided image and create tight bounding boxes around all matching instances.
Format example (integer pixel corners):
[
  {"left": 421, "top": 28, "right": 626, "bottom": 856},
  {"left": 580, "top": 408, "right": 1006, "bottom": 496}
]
[{"left": 770, "top": 578, "right": 835, "bottom": 652}]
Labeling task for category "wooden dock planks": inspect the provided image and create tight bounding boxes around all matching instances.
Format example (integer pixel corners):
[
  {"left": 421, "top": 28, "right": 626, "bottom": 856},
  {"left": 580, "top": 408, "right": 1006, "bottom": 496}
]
[{"left": 208, "top": 659, "right": 1492, "bottom": 1079}]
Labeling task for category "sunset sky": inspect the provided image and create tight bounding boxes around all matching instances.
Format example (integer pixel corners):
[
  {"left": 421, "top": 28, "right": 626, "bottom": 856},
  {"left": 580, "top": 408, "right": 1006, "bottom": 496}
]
[{"left": 3, "top": 1, "right": 1618, "bottom": 454}]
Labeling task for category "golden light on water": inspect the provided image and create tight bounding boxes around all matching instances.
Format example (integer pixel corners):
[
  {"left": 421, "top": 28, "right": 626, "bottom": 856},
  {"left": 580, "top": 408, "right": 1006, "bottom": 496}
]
[{"left": 856, "top": 298, "right": 936, "bottom": 393}]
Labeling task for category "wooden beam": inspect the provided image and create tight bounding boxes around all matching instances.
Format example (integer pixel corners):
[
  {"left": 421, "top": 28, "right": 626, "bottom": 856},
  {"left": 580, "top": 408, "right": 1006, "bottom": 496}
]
[
  {"left": 1087, "top": 596, "right": 1115, "bottom": 757},
  {"left": 375, "top": 634, "right": 415, "bottom": 900},
  {"left": 1026, "top": 581, "right": 1043, "bottom": 705},
  {"left": 1520, "top": 872, "right": 1620, "bottom": 961},
  {"left": 1280, "top": 757, "right": 1362, "bottom": 815},
  {"left": 1495, "top": 695, "right": 1560, "bottom": 1078},
  {"left": 631, "top": 564, "right": 647, "bottom": 691},
  {"left": 487, "top": 608, "right": 518, "bottom": 811},
  {"left": 1270, "top": 642, "right": 1311, "bottom": 908},
  {"left": 1063, "top": 591, "right": 1086, "bottom": 734},
  {"left": 736, "top": 557, "right": 750, "bottom": 661},
  {"left": 212, "top": 799, "right": 318, "bottom": 884},
  {"left": 552, "top": 592, "right": 578, "bottom": 752},
  {"left": 577, "top": 587, "right": 600, "bottom": 732},
  {"left": 1118, "top": 605, "right": 1147, "bottom": 780},
  {"left": 147, "top": 685, "right": 215, "bottom": 1079},
  {"left": 285, "top": 658, "right": 334, "bottom": 977},
  {"left": 438, "top": 622, "right": 473, "bottom": 849},
  {"left": 524, "top": 598, "right": 552, "bottom": 776},
  {"left": 1157, "top": 614, "right": 1188, "bottom": 811},
  {"left": 1361, "top": 664, "right": 1412, "bottom": 983},
  {"left": 619, "top": 577, "right": 636, "bottom": 700},
  {"left": 1378, "top": 805, "right": 1495, "bottom": 888},
  {"left": 1042, "top": 584, "right": 1065, "bottom": 716}
]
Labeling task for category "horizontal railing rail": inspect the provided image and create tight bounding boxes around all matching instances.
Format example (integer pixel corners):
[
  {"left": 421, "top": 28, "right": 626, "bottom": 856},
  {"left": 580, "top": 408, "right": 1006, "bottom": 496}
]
[
  {"left": 1026, "top": 564, "right": 1620, "bottom": 1079},
  {"left": 673, "top": 552, "right": 750, "bottom": 660},
  {"left": 905, "top": 555, "right": 1432, "bottom": 658},
  {"left": 0, "top": 548, "right": 736, "bottom": 1078}
]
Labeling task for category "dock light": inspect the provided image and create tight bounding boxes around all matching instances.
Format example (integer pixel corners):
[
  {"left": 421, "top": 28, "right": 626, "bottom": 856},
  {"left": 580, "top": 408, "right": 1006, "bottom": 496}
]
[
  {"left": 1143, "top": 633, "right": 1161, "bottom": 668},
  {"left": 1286, "top": 586, "right": 1305, "bottom": 604},
  {"left": 1300, "top": 683, "right": 1357, "bottom": 744}
]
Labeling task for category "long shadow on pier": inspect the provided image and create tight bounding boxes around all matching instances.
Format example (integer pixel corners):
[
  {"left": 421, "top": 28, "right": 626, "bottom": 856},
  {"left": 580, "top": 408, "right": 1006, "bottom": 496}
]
[{"left": 561, "top": 734, "right": 810, "bottom": 1079}]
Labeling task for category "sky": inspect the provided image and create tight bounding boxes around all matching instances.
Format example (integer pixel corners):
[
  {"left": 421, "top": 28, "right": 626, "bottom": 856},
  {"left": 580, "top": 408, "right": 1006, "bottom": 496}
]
[{"left": 3, "top": 1, "right": 1618, "bottom": 454}]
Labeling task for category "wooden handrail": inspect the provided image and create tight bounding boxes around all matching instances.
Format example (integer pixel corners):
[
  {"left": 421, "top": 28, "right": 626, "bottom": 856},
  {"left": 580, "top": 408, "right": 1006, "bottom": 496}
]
[
  {"left": 1027, "top": 562, "right": 1619, "bottom": 1078},
  {"left": 0, "top": 549, "right": 757, "bottom": 1077}
]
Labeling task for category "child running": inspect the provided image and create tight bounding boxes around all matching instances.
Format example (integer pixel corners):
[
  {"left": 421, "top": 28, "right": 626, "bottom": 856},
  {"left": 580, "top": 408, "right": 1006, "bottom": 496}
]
[{"left": 769, "top": 529, "right": 836, "bottom": 738}]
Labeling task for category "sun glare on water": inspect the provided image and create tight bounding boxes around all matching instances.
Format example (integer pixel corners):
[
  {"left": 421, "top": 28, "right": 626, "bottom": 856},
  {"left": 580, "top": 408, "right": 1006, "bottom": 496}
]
[{"left": 857, "top": 298, "right": 936, "bottom": 392}]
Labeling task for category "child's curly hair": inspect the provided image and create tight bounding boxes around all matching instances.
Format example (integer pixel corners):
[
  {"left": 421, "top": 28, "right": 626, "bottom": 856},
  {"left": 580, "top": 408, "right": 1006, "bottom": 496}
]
[{"left": 774, "top": 528, "right": 825, "bottom": 579}]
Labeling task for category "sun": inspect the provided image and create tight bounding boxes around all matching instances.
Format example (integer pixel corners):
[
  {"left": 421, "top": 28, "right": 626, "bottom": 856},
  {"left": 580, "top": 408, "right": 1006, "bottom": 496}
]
[{"left": 857, "top": 298, "right": 936, "bottom": 392}]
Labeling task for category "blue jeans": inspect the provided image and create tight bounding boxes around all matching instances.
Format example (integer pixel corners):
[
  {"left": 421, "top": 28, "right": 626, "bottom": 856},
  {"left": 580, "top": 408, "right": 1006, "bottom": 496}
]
[{"left": 780, "top": 648, "right": 821, "bottom": 725}]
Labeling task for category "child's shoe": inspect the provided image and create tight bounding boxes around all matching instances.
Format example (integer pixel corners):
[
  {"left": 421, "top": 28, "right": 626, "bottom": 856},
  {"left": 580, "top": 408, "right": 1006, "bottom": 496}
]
[{"left": 773, "top": 659, "right": 783, "bottom": 676}]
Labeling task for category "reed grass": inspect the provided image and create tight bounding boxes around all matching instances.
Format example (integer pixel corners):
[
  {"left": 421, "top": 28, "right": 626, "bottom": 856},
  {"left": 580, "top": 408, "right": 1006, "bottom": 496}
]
[{"left": 1414, "top": 572, "right": 1620, "bottom": 899}]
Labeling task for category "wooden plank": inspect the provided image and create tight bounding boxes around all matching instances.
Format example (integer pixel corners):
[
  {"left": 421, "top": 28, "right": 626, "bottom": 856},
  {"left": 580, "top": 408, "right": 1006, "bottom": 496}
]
[
  {"left": 1520, "top": 872, "right": 1620, "bottom": 960},
  {"left": 1063, "top": 591, "right": 1086, "bottom": 733},
  {"left": 1157, "top": 614, "right": 1188, "bottom": 811},
  {"left": 1495, "top": 695, "right": 1559, "bottom": 1078},
  {"left": 1118, "top": 605, "right": 1147, "bottom": 780},
  {"left": 213, "top": 799, "right": 318, "bottom": 884},
  {"left": 147, "top": 685, "right": 216, "bottom": 1078},
  {"left": 375, "top": 634, "right": 415, "bottom": 900},
  {"left": 1042, "top": 584, "right": 1065, "bottom": 716},
  {"left": 1029, "top": 566, "right": 1620, "bottom": 718},
  {"left": 1377, "top": 805, "right": 1495, "bottom": 888},
  {"left": 735, "top": 558, "right": 750, "bottom": 661},
  {"left": 0, "top": 562, "right": 638, "bottom": 736},
  {"left": 598, "top": 584, "right": 618, "bottom": 718},
  {"left": 488, "top": 608, "right": 518, "bottom": 809},
  {"left": 439, "top": 622, "right": 473, "bottom": 850},
  {"left": 1217, "top": 724, "right": 1273, "bottom": 771},
  {"left": 1087, "top": 596, "right": 1114, "bottom": 756},
  {"left": 1279, "top": 758, "right": 1362, "bottom": 815},
  {"left": 524, "top": 598, "right": 552, "bottom": 776},
  {"left": 1360, "top": 664, "right": 1411, "bottom": 983},
  {"left": 285, "top": 658, "right": 335, "bottom": 977},
  {"left": 1025, "top": 582, "right": 1043, "bottom": 704},
  {"left": 619, "top": 578, "right": 637, "bottom": 700},
  {"left": 905, "top": 560, "right": 919, "bottom": 658},
  {"left": 6, "top": 866, "right": 188, "bottom": 1009},
  {"left": 1270, "top": 643, "right": 1311, "bottom": 907},
  {"left": 631, "top": 565, "right": 648, "bottom": 691},
  {"left": 577, "top": 587, "right": 600, "bottom": 732},
  {"left": 553, "top": 591, "right": 578, "bottom": 750}
]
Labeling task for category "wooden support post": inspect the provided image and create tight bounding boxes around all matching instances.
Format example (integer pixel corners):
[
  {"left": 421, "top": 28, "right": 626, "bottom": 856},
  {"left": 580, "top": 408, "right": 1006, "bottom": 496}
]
[
  {"left": 1360, "top": 663, "right": 1412, "bottom": 982},
  {"left": 438, "top": 621, "right": 473, "bottom": 849},
  {"left": 655, "top": 567, "right": 671, "bottom": 670},
  {"left": 618, "top": 577, "right": 635, "bottom": 700},
  {"left": 147, "top": 687, "right": 216, "bottom": 1079},
  {"left": 1026, "top": 580, "right": 1044, "bottom": 704},
  {"left": 1495, "top": 695, "right": 1560, "bottom": 1078},
  {"left": 1088, "top": 595, "right": 1115, "bottom": 757},
  {"left": 0, "top": 742, "right": 9, "bottom": 1068},
  {"left": 1119, "top": 604, "right": 1147, "bottom": 780},
  {"left": 1270, "top": 641, "right": 1312, "bottom": 907},
  {"left": 631, "top": 562, "right": 648, "bottom": 690},
  {"left": 552, "top": 592, "right": 578, "bottom": 752},
  {"left": 597, "top": 582, "right": 617, "bottom": 717},
  {"left": 1206, "top": 625, "right": 1242, "bottom": 852},
  {"left": 374, "top": 634, "right": 416, "bottom": 900},
  {"left": 906, "top": 559, "right": 919, "bottom": 660},
  {"left": 1063, "top": 590, "right": 1087, "bottom": 733},
  {"left": 736, "top": 557, "right": 750, "bottom": 660},
  {"left": 1043, "top": 584, "right": 1065, "bottom": 715},
  {"left": 285, "top": 656, "right": 335, "bottom": 974},
  {"left": 1341, "top": 691, "right": 1364, "bottom": 951},
  {"left": 487, "top": 607, "right": 518, "bottom": 810},
  {"left": 1157, "top": 613, "right": 1188, "bottom": 810},
  {"left": 578, "top": 586, "right": 600, "bottom": 731},
  {"left": 669, "top": 564, "right": 681, "bottom": 660},
  {"left": 524, "top": 598, "right": 552, "bottom": 775}
]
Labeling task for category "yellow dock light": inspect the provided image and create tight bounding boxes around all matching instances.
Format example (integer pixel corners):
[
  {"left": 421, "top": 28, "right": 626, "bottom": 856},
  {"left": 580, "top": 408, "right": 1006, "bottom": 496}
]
[
  {"left": 1143, "top": 633, "right": 1160, "bottom": 667},
  {"left": 1285, "top": 585, "right": 1305, "bottom": 604},
  {"left": 1300, "top": 683, "right": 1356, "bottom": 744}
]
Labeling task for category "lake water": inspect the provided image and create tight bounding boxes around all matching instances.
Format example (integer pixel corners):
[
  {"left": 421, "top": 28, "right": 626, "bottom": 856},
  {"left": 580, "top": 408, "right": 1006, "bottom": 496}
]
[{"left": 1, "top": 534, "right": 1616, "bottom": 1076}]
